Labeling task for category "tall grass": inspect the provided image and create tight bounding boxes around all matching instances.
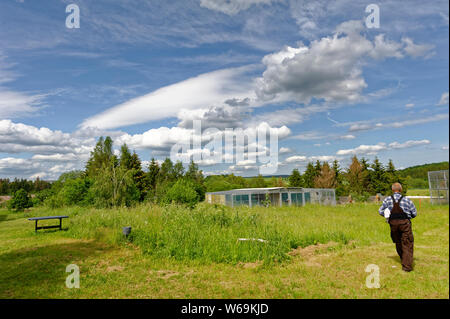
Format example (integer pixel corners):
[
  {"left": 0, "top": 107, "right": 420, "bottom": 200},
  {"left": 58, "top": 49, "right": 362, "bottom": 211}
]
[{"left": 23, "top": 201, "right": 415, "bottom": 265}]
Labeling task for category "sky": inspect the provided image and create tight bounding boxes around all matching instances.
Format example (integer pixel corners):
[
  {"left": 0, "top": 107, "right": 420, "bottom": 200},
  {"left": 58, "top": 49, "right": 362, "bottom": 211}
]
[{"left": 0, "top": 0, "right": 448, "bottom": 179}]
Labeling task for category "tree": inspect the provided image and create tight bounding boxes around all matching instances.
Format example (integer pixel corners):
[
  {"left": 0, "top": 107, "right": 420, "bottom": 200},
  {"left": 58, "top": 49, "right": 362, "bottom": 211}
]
[
  {"left": 384, "top": 159, "right": 408, "bottom": 194},
  {"left": 370, "top": 157, "right": 387, "bottom": 194},
  {"left": 88, "top": 157, "right": 139, "bottom": 207},
  {"left": 249, "top": 174, "right": 267, "bottom": 188},
  {"left": 289, "top": 169, "right": 303, "bottom": 187},
  {"left": 346, "top": 156, "right": 366, "bottom": 195},
  {"left": 173, "top": 161, "right": 185, "bottom": 180},
  {"left": 159, "top": 158, "right": 174, "bottom": 183},
  {"left": 86, "top": 136, "right": 115, "bottom": 177},
  {"left": 147, "top": 158, "right": 160, "bottom": 189},
  {"left": 332, "top": 160, "right": 345, "bottom": 196},
  {"left": 360, "top": 157, "right": 372, "bottom": 192},
  {"left": 8, "top": 189, "right": 33, "bottom": 211},
  {"left": 303, "top": 162, "right": 317, "bottom": 188},
  {"left": 163, "top": 179, "right": 199, "bottom": 208},
  {"left": 185, "top": 160, "right": 206, "bottom": 201},
  {"left": 58, "top": 178, "right": 90, "bottom": 206},
  {"left": 314, "top": 162, "right": 336, "bottom": 188}
]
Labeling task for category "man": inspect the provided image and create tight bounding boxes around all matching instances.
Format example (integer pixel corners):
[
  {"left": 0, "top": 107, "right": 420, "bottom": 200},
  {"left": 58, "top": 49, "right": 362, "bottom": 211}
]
[{"left": 378, "top": 182, "right": 417, "bottom": 272}]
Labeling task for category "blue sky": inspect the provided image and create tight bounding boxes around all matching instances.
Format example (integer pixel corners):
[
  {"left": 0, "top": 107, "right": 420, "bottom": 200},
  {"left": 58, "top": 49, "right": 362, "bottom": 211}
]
[{"left": 0, "top": 0, "right": 448, "bottom": 179}]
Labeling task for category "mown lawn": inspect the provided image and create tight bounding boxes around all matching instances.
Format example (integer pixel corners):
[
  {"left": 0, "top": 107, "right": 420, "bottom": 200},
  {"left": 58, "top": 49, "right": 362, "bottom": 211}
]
[{"left": 0, "top": 201, "right": 448, "bottom": 299}]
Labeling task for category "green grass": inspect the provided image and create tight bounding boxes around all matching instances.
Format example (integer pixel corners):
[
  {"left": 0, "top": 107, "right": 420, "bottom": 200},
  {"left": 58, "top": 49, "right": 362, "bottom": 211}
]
[
  {"left": 0, "top": 201, "right": 448, "bottom": 298},
  {"left": 407, "top": 189, "right": 430, "bottom": 196}
]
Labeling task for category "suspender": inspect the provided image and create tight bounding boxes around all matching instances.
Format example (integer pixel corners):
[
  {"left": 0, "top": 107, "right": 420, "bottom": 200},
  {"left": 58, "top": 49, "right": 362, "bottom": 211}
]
[{"left": 389, "top": 195, "right": 409, "bottom": 220}]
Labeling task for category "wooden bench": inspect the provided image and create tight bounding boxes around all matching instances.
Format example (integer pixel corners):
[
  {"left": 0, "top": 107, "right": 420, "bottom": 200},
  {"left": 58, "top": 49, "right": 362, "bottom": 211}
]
[{"left": 28, "top": 216, "right": 69, "bottom": 232}]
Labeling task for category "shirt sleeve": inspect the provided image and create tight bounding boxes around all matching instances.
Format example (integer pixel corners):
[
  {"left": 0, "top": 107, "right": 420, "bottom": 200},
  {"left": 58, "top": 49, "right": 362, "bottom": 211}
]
[
  {"left": 406, "top": 198, "right": 417, "bottom": 218},
  {"left": 379, "top": 198, "right": 389, "bottom": 217}
]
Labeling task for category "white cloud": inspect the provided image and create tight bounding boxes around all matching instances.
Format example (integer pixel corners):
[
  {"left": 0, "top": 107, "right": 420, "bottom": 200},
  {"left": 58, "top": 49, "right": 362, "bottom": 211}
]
[
  {"left": 337, "top": 139, "right": 431, "bottom": 156},
  {"left": 0, "top": 120, "right": 95, "bottom": 156},
  {"left": 199, "top": 0, "right": 277, "bottom": 15},
  {"left": 437, "top": 92, "right": 449, "bottom": 106},
  {"left": 344, "top": 113, "right": 449, "bottom": 132},
  {"left": 388, "top": 139, "right": 431, "bottom": 149},
  {"left": 279, "top": 147, "right": 293, "bottom": 154},
  {"left": 290, "top": 131, "right": 355, "bottom": 141},
  {"left": 337, "top": 143, "right": 388, "bottom": 156},
  {"left": 81, "top": 66, "right": 257, "bottom": 130},
  {"left": 255, "top": 20, "right": 429, "bottom": 105},
  {"left": 405, "top": 103, "right": 415, "bottom": 108},
  {"left": 80, "top": 20, "right": 433, "bottom": 131},
  {"left": 285, "top": 155, "right": 308, "bottom": 163},
  {"left": 0, "top": 53, "right": 47, "bottom": 118},
  {"left": 401, "top": 37, "right": 435, "bottom": 58}
]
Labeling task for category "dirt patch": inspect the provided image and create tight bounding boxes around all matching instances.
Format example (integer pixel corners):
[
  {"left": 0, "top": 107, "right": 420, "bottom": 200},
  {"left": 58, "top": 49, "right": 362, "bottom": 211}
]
[
  {"left": 0, "top": 196, "right": 11, "bottom": 204},
  {"left": 237, "top": 261, "right": 263, "bottom": 269},
  {"left": 106, "top": 265, "right": 124, "bottom": 272},
  {"left": 288, "top": 241, "right": 339, "bottom": 258},
  {"left": 155, "top": 270, "right": 180, "bottom": 280}
]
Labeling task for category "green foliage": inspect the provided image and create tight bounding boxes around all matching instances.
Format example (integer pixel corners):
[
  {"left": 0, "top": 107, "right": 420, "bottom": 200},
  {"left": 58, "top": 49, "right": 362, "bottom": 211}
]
[
  {"left": 0, "top": 177, "right": 51, "bottom": 196},
  {"left": 85, "top": 136, "right": 115, "bottom": 177},
  {"left": 7, "top": 189, "right": 33, "bottom": 212},
  {"left": 88, "top": 158, "right": 140, "bottom": 208},
  {"left": 397, "top": 161, "right": 448, "bottom": 189},
  {"left": 163, "top": 179, "right": 199, "bottom": 207},
  {"left": 397, "top": 161, "right": 449, "bottom": 179},
  {"left": 302, "top": 162, "right": 317, "bottom": 188},
  {"left": 248, "top": 174, "right": 267, "bottom": 188},
  {"left": 288, "top": 169, "right": 303, "bottom": 187}
]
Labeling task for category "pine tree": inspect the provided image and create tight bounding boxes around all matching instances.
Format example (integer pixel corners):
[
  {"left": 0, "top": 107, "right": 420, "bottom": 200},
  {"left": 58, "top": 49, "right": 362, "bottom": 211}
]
[
  {"left": 147, "top": 158, "right": 160, "bottom": 189},
  {"left": 370, "top": 157, "right": 387, "bottom": 194},
  {"left": 159, "top": 158, "right": 174, "bottom": 183},
  {"left": 332, "top": 160, "right": 345, "bottom": 196},
  {"left": 289, "top": 169, "right": 303, "bottom": 187},
  {"left": 303, "top": 162, "right": 317, "bottom": 188}
]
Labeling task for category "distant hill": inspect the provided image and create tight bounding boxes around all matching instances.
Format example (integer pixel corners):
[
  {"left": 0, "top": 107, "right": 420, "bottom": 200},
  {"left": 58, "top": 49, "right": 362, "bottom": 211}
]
[{"left": 397, "top": 162, "right": 449, "bottom": 179}]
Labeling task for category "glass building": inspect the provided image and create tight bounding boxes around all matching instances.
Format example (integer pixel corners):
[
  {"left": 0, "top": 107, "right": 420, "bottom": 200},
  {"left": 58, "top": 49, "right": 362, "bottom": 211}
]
[{"left": 206, "top": 187, "right": 336, "bottom": 207}]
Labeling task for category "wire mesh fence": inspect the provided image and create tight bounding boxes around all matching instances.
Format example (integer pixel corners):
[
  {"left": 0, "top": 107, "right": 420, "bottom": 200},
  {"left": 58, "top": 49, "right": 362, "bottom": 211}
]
[{"left": 428, "top": 170, "right": 449, "bottom": 204}]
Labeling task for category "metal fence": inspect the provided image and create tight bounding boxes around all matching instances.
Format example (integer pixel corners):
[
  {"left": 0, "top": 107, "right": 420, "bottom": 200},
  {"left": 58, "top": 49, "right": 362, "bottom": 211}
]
[{"left": 428, "top": 170, "right": 449, "bottom": 204}]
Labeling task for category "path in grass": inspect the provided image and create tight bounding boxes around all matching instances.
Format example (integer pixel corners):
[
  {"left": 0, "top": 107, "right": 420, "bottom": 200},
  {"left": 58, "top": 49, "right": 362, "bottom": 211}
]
[{"left": 0, "top": 203, "right": 448, "bottom": 299}]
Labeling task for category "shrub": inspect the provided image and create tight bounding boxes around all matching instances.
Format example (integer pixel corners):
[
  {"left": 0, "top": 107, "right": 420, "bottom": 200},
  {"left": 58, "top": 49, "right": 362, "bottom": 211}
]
[
  {"left": 7, "top": 189, "right": 33, "bottom": 212},
  {"left": 163, "top": 179, "right": 199, "bottom": 207}
]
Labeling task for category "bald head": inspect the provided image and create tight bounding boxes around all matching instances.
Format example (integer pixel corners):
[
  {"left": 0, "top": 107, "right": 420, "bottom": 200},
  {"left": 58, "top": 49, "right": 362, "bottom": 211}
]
[{"left": 392, "top": 182, "right": 403, "bottom": 193}]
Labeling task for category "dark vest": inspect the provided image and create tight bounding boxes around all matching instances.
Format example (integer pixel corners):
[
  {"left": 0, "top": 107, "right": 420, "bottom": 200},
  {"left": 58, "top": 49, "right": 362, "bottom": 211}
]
[{"left": 389, "top": 195, "right": 409, "bottom": 220}]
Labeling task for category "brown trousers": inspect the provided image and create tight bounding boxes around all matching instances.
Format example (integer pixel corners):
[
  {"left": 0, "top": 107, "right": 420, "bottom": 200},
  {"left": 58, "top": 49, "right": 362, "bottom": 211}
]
[{"left": 389, "top": 219, "right": 414, "bottom": 271}]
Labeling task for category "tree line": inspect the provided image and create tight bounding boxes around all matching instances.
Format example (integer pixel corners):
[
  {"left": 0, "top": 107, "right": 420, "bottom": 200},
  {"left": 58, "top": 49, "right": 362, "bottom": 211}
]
[
  {"left": 288, "top": 157, "right": 406, "bottom": 198},
  {"left": 0, "top": 178, "right": 51, "bottom": 196},
  {"left": 3, "top": 136, "right": 418, "bottom": 211},
  {"left": 5, "top": 136, "right": 207, "bottom": 210}
]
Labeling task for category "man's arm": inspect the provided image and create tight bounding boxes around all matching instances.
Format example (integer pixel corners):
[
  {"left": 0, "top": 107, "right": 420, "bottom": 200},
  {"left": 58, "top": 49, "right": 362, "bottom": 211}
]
[
  {"left": 406, "top": 198, "right": 417, "bottom": 218},
  {"left": 378, "top": 198, "right": 389, "bottom": 217}
]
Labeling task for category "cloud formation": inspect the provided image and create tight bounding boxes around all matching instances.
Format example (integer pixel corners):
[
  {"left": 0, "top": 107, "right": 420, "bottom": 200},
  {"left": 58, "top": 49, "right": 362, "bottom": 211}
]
[
  {"left": 336, "top": 139, "right": 430, "bottom": 156},
  {"left": 199, "top": 0, "right": 277, "bottom": 15}
]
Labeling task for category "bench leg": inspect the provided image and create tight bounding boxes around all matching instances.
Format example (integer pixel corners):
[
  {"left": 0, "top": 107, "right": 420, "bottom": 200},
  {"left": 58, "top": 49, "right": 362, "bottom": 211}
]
[
  {"left": 35, "top": 220, "right": 38, "bottom": 232},
  {"left": 59, "top": 218, "right": 62, "bottom": 230}
]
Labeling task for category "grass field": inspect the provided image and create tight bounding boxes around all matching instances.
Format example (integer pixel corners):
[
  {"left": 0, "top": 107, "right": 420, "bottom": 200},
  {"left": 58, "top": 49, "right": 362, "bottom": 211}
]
[
  {"left": 407, "top": 189, "right": 431, "bottom": 196},
  {"left": 0, "top": 201, "right": 448, "bottom": 299}
]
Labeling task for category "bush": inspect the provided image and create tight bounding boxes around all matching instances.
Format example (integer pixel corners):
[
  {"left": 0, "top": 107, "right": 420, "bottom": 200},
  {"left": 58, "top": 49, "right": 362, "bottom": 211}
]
[
  {"left": 163, "top": 179, "right": 199, "bottom": 207},
  {"left": 33, "top": 188, "right": 55, "bottom": 206},
  {"left": 7, "top": 189, "right": 33, "bottom": 212}
]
